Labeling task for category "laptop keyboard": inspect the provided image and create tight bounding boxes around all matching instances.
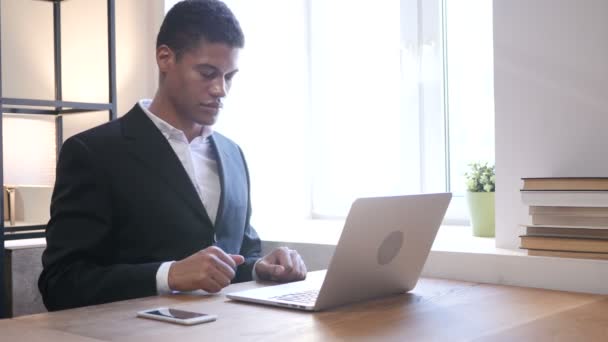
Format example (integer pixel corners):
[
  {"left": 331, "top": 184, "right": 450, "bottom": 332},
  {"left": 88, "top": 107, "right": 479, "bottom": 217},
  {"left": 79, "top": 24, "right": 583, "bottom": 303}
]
[{"left": 271, "top": 289, "right": 319, "bottom": 304}]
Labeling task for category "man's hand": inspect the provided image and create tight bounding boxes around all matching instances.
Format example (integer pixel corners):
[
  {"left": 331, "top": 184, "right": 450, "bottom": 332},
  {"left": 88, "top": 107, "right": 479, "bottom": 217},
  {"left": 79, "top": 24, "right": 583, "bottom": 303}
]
[
  {"left": 255, "top": 247, "right": 307, "bottom": 282},
  {"left": 168, "top": 246, "right": 244, "bottom": 293}
]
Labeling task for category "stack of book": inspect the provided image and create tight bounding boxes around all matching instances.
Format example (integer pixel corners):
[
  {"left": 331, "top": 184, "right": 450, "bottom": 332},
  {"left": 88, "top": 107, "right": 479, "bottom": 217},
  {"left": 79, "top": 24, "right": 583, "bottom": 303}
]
[{"left": 520, "top": 177, "right": 608, "bottom": 260}]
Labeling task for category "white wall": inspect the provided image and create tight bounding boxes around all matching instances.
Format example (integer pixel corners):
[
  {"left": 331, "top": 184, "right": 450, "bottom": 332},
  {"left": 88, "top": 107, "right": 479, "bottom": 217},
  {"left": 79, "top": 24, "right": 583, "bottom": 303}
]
[{"left": 494, "top": 0, "right": 608, "bottom": 249}]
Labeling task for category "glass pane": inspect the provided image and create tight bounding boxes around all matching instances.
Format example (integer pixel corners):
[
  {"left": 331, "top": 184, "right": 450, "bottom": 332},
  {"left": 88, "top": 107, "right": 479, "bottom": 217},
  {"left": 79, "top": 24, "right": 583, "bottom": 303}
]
[
  {"left": 445, "top": 0, "right": 495, "bottom": 196},
  {"left": 310, "top": 0, "right": 404, "bottom": 217}
]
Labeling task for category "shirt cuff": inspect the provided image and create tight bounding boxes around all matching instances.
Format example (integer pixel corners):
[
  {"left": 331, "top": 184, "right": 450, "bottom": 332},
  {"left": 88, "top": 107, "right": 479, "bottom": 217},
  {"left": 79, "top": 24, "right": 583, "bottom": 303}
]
[
  {"left": 251, "top": 258, "right": 263, "bottom": 281},
  {"left": 156, "top": 261, "right": 175, "bottom": 295}
]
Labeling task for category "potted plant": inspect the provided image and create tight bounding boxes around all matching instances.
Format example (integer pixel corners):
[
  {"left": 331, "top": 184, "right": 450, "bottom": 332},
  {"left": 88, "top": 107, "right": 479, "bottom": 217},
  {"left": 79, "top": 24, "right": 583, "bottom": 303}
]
[{"left": 464, "top": 162, "right": 495, "bottom": 237}]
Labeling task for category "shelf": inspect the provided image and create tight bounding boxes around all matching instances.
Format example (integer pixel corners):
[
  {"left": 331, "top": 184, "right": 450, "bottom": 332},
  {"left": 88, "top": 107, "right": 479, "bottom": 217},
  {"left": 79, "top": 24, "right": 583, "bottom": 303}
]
[
  {"left": 1, "top": 97, "right": 113, "bottom": 115},
  {"left": 3, "top": 222, "right": 46, "bottom": 240},
  {"left": 3, "top": 221, "right": 46, "bottom": 229},
  {"left": 4, "top": 231, "right": 45, "bottom": 241},
  {"left": 4, "top": 232, "right": 45, "bottom": 240},
  {"left": 0, "top": 0, "right": 117, "bottom": 318}
]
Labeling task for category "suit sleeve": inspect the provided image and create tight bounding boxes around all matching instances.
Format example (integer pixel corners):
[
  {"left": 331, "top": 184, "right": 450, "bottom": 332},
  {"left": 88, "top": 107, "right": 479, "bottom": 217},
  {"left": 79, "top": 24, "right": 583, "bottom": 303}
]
[
  {"left": 234, "top": 146, "right": 262, "bottom": 282},
  {"left": 39, "top": 136, "right": 160, "bottom": 311}
]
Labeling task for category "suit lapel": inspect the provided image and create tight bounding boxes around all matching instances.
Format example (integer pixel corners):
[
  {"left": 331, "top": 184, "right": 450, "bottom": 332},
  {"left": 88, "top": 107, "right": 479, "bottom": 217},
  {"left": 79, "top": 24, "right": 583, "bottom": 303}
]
[
  {"left": 120, "top": 105, "right": 212, "bottom": 226},
  {"left": 211, "top": 135, "right": 229, "bottom": 231},
  {"left": 211, "top": 133, "right": 245, "bottom": 234}
]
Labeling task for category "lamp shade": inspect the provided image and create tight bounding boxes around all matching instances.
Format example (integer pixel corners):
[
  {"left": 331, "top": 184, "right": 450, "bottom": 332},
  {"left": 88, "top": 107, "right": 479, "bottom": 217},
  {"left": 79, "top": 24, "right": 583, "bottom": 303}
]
[{"left": 2, "top": 116, "right": 56, "bottom": 186}]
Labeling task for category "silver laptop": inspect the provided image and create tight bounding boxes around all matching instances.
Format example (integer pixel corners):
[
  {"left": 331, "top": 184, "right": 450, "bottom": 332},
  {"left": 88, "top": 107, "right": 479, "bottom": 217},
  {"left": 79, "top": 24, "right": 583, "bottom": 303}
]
[{"left": 227, "top": 193, "right": 452, "bottom": 311}]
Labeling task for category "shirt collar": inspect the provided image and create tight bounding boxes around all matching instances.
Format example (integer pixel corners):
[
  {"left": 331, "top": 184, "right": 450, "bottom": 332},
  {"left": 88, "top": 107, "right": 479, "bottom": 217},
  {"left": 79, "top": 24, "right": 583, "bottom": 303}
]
[{"left": 138, "top": 99, "right": 213, "bottom": 142}]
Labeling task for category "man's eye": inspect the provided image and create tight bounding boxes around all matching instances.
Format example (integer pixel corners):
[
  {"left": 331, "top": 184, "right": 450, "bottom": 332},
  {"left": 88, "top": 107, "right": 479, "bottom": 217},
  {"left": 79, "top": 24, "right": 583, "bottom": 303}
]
[{"left": 201, "top": 71, "right": 216, "bottom": 79}]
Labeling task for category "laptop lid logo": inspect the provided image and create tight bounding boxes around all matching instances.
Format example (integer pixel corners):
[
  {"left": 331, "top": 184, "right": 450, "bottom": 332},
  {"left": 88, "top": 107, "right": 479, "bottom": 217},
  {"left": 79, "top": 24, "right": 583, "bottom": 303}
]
[{"left": 377, "top": 231, "right": 404, "bottom": 265}]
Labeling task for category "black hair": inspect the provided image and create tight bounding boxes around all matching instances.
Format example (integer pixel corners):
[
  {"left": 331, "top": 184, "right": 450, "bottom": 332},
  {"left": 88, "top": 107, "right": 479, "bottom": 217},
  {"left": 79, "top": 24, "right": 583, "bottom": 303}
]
[{"left": 156, "top": 0, "right": 244, "bottom": 59}]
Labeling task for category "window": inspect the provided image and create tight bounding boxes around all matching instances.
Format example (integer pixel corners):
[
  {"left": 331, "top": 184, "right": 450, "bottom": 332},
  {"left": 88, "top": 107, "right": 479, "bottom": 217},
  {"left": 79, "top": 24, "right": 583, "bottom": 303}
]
[
  {"left": 444, "top": 0, "right": 495, "bottom": 223},
  {"left": 213, "top": 0, "right": 495, "bottom": 231}
]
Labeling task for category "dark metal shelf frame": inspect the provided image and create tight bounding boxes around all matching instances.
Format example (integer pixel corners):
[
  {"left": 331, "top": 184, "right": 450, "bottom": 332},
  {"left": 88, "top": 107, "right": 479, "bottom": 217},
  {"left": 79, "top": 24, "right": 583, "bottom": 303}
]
[{"left": 0, "top": 0, "right": 118, "bottom": 317}]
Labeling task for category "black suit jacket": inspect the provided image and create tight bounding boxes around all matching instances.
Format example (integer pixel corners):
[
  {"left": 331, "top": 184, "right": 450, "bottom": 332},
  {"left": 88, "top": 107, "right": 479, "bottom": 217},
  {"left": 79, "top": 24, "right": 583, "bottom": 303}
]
[{"left": 39, "top": 104, "right": 262, "bottom": 311}]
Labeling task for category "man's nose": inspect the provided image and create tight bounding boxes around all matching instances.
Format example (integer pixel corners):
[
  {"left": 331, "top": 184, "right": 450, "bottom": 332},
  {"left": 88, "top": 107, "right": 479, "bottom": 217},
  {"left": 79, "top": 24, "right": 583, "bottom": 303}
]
[{"left": 210, "top": 78, "right": 227, "bottom": 98}]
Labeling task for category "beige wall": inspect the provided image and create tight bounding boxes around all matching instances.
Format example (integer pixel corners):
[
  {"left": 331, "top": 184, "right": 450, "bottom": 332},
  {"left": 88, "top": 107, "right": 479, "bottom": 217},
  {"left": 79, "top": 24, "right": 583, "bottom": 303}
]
[{"left": 1, "top": 0, "right": 164, "bottom": 140}]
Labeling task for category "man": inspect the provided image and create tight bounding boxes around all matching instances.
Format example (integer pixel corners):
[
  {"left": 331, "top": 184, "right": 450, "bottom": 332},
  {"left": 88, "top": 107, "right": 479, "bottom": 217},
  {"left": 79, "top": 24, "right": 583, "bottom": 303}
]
[{"left": 39, "top": 0, "right": 306, "bottom": 311}]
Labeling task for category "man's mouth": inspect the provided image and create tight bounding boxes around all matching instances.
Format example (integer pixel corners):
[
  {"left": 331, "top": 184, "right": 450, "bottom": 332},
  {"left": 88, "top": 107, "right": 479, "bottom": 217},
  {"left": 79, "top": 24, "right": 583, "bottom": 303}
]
[{"left": 200, "top": 102, "right": 222, "bottom": 110}]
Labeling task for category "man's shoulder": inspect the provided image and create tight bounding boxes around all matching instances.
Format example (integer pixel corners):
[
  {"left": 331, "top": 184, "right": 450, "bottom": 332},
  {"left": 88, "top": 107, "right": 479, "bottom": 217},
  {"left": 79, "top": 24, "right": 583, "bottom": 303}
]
[
  {"left": 64, "top": 105, "right": 140, "bottom": 149},
  {"left": 74, "top": 118, "right": 120, "bottom": 138},
  {"left": 65, "top": 119, "right": 121, "bottom": 153},
  {"left": 68, "top": 104, "right": 143, "bottom": 143}
]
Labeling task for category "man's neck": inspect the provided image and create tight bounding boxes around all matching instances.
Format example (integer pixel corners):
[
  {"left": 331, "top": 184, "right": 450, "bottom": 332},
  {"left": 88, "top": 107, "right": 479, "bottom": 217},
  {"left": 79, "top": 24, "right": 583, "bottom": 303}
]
[{"left": 148, "top": 96, "right": 202, "bottom": 142}]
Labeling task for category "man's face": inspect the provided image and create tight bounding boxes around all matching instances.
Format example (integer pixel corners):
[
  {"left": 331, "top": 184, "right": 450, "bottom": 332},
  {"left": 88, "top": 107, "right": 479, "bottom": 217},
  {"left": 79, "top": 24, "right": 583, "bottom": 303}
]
[{"left": 162, "top": 40, "right": 240, "bottom": 126}]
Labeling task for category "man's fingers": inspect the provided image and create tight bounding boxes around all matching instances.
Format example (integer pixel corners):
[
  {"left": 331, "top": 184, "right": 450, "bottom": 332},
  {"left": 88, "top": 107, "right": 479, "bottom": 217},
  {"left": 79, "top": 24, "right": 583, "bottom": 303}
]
[
  {"left": 208, "top": 254, "right": 237, "bottom": 280},
  {"left": 296, "top": 254, "right": 307, "bottom": 280},
  {"left": 272, "top": 264, "right": 285, "bottom": 277},
  {"left": 197, "top": 247, "right": 238, "bottom": 280},
  {"left": 275, "top": 251, "right": 307, "bottom": 281},
  {"left": 275, "top": 247, "right": 294, "bottom": 271},
  {"left": 169, "top": 247, "right": 246, "bottom": 292},
  {"left": 210, "top": 269, "right": 231, "bottom": 288},
  {"left": 255, "top": 247, "right": 308, "bottom": 282},
  {"left": 202, "top": 273, "right": 225, "bottom": 293},
  {"left": 230, "top": 254, "right": 245, "bottom": 266},
  {"left": 198, "top": 262, "right": 232, "bottom": 292},
  {"left": 260, "top": 260, "right": 285, "bottom": 275},
  {"left": 287, "top": 252, "right": 301, "bottom": 277},
  {"left": 204, "top": 246, "right": 238, "bottom": 269},
  {"left": 201, "top": 247, "right": 245, "bottom": 279},
  {"left": 282, "top": 251, "right": 305, "bottom": 280},
  {"left": 290, "top": 250, "right": 301, "bottom": 274},
  {"left": 300, "top": 255, "right": 307, "bottom": 276},
  {"left": 256, "top": 259, "right": 284, "bottom": 279},
  {"left": 275, "top": 250, "right": 300, "bottom": 277}
]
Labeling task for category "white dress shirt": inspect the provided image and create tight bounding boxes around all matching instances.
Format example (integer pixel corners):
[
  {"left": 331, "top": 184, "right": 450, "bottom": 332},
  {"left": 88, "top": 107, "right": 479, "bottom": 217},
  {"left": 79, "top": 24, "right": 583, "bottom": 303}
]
[{"left": 139, "top": 99, "right": 221, "bottom": 294}]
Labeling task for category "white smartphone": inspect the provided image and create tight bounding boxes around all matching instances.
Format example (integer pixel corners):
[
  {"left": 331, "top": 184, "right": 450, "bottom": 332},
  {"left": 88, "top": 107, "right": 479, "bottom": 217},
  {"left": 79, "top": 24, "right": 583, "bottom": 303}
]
[{"left": 136, "top": 307, "right": 217, "bottom": 325}]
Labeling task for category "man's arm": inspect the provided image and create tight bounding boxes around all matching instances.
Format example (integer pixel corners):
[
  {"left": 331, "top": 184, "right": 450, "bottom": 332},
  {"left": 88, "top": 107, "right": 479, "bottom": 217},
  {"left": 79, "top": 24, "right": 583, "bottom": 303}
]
[{"left": 39, "top": 136, "right": 160, "bottom": 311}]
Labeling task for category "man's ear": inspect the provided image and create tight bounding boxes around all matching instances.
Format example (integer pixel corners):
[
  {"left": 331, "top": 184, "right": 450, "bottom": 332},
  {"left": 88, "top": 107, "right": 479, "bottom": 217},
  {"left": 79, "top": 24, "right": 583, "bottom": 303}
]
[{"left": 156, "top": 45, "right": 175, "bottom": 73}]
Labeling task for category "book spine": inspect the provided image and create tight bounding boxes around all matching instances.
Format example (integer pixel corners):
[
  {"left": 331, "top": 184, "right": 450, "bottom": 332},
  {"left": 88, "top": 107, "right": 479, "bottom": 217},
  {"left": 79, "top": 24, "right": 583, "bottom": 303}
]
[
  {"left": 521, "top": 236, "right": 608, "bottom": 253},
  {"left": 521, "top": 191, "right": 608, "bottom": 207},
  {"left": 531, "top": 215, "right": 608, "bottom": 228}
]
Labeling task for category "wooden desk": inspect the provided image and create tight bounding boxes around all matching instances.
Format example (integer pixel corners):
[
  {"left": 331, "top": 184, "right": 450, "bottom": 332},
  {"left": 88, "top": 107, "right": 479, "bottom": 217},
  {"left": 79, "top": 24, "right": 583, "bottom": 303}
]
[{"left": 3, "top": 271, "right": 608, "bottom": 341}]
